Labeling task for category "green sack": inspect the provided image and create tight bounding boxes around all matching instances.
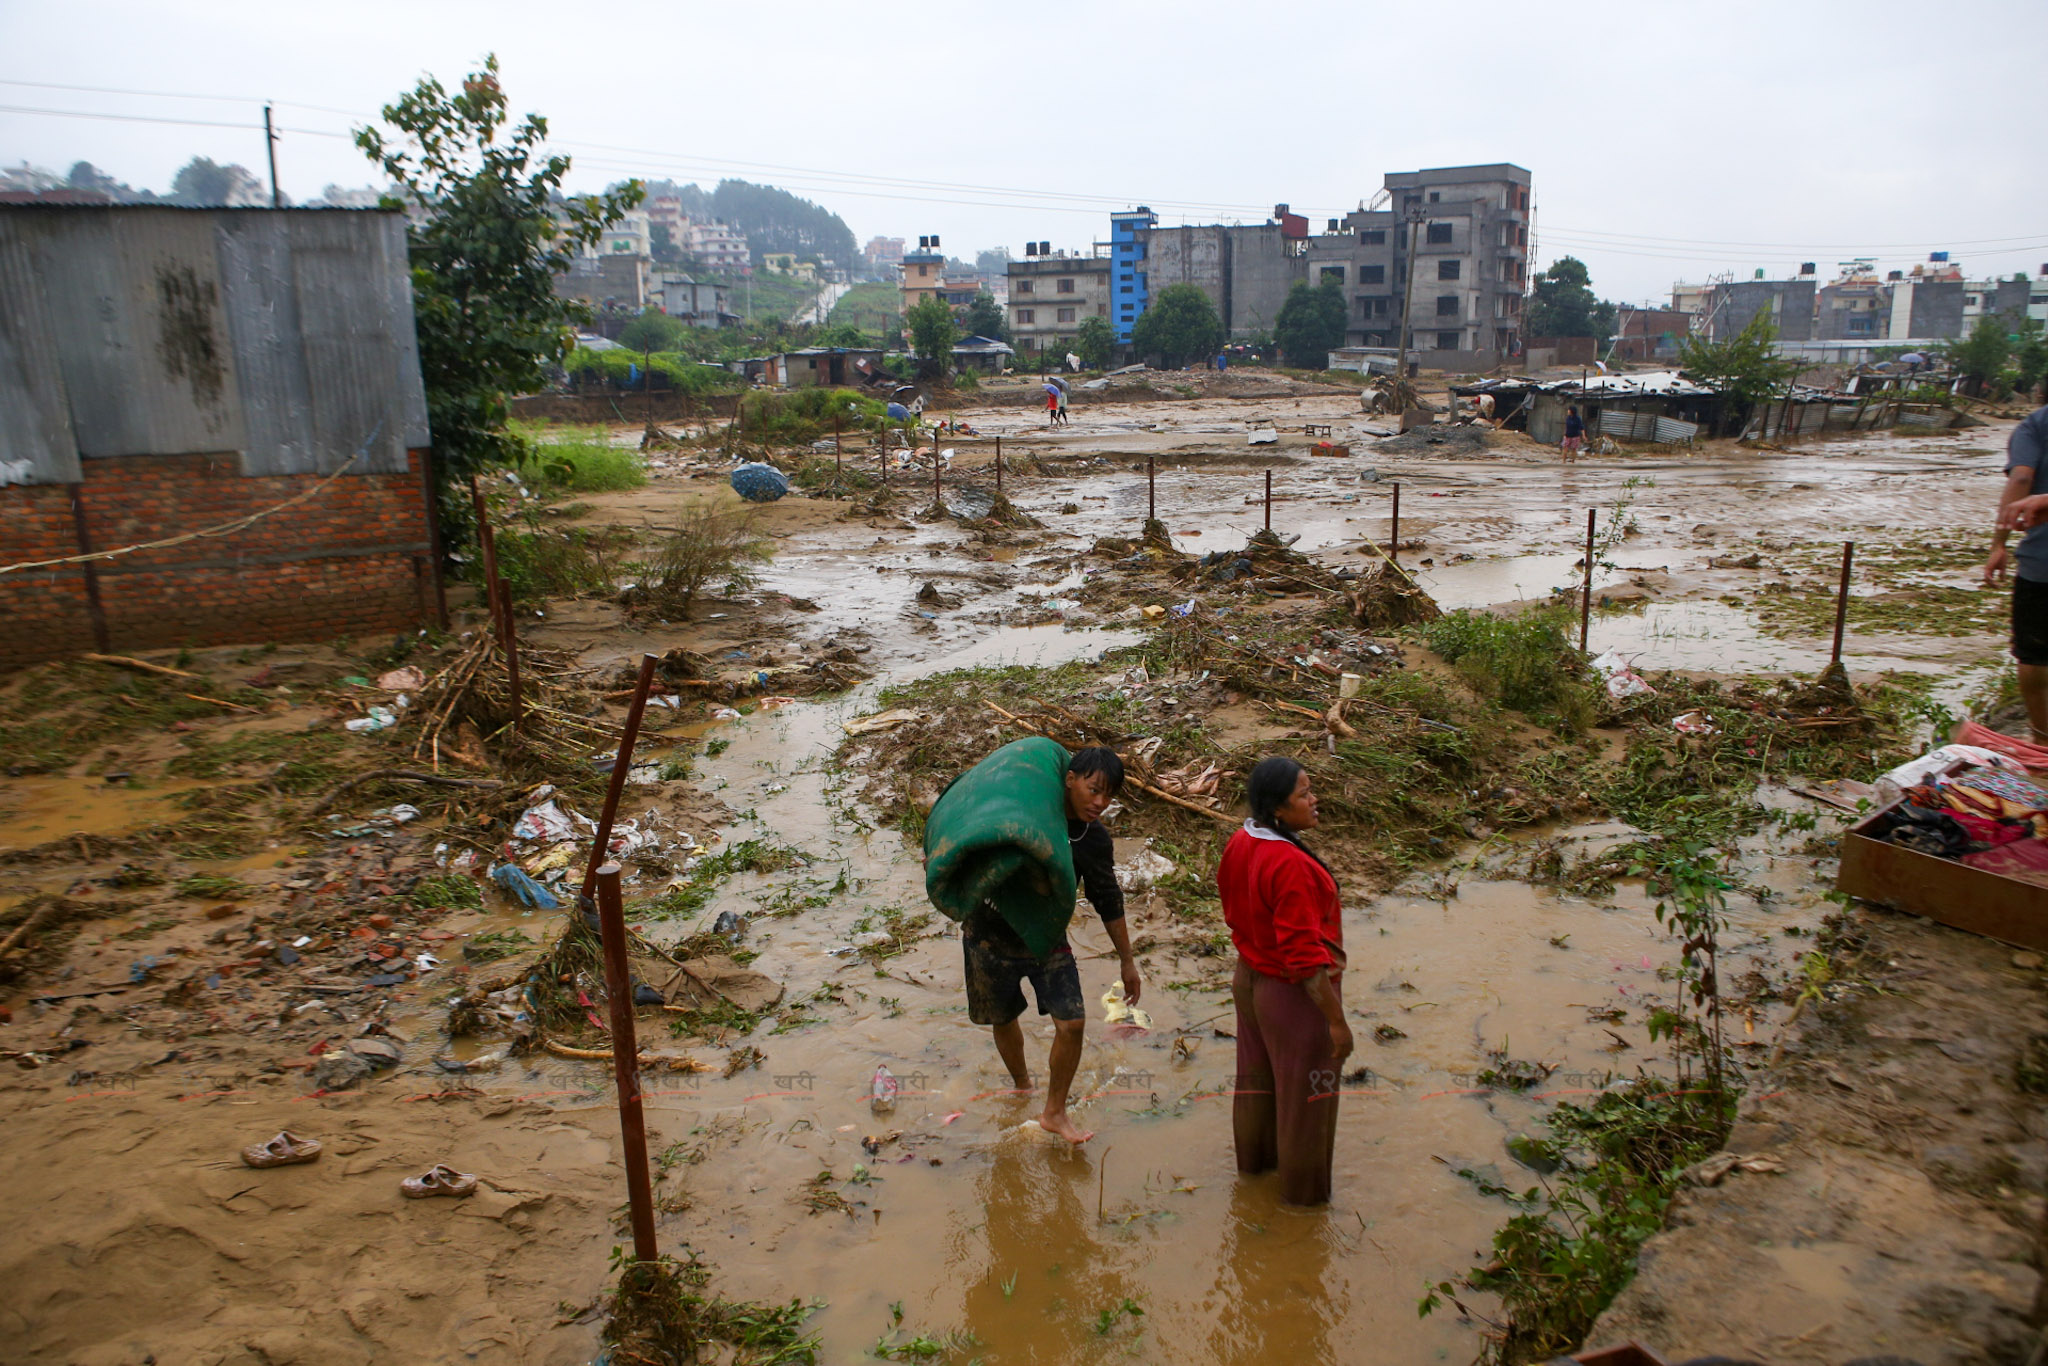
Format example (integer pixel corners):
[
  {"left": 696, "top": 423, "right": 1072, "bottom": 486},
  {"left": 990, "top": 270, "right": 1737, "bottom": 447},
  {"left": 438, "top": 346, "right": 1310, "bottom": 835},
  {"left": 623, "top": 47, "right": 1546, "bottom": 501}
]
[{"left": 922, "top": 737, "right": 1075, "bottom": 959}]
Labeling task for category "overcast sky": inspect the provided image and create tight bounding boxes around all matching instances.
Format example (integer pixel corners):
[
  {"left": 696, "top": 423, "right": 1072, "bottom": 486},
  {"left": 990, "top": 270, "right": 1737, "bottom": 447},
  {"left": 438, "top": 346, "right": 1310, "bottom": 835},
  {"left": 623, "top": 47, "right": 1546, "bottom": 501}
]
[{"left": 4, "top": 0, "right": 2043, "bottom": 304}]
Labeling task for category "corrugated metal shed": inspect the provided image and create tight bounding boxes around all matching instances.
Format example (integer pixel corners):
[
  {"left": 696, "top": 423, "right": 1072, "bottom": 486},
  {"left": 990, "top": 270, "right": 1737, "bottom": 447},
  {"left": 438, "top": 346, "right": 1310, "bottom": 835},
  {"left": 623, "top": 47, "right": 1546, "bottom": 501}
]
[{"left": 0, "top": 206, "right": 430, "bottom": 484}]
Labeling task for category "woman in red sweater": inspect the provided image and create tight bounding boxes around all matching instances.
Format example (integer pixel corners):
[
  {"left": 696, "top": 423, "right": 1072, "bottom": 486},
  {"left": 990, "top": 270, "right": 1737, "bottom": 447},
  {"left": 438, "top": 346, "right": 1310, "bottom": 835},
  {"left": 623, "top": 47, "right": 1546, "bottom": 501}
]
[{"left": 1217, "top": 756, "right": 1350, "bottom": 1205}]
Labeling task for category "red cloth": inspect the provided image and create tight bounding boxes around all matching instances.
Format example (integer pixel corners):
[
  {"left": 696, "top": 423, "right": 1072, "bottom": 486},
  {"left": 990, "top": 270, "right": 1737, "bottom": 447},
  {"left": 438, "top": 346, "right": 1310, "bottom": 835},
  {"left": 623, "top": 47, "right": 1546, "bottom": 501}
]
[
  {"left": 1955, "top": 721, "right": 2048, "bottom": 772},
  {"left": 1218, "top": 827, "right": 1343, "bottom": 983}
]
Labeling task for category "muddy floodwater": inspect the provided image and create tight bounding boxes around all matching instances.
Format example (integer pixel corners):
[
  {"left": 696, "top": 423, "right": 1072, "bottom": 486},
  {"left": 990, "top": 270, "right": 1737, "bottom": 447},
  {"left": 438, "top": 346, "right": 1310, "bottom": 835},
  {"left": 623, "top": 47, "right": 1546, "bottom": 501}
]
[
  {"left": 1, "top": 393, "right": 2028, "bottom": 1365},
  {"left": 476, "top": 619, "right": 1835, "bottom": 1361}
]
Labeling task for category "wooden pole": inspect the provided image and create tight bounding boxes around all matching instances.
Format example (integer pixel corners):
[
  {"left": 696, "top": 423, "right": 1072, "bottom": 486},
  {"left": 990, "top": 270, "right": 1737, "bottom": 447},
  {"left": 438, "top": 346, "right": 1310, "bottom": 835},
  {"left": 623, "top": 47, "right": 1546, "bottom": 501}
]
[
  {"left": 995, "top": 434, "right": 1002, "bottom": 494},
  {"left": 1831, "top": 541, "right": 1854, "bottom": 666},
  {"left": 1148, "top": 455, "right": 1156, "bottom": 525},
  {"left": 594, "top": 861, "right": 659, "bottom": 1264},
  {"left": 1580, "top": 507, "right": 1596, "bottom": 652},
  {"left": 579, "top": 652, "right": 660, "bottom": 904},
  {"left": 1264, "top": 469, "right": 1272, "bottom": 532},
  {"left": 934, "top": 431, "right": 942, "bottom": 508},
  {"left": 1390, "top": 482, "right": 1401, "bottom": 565},
  {"left": 833, "top": 414, "right": 842, "bottom": 473}
]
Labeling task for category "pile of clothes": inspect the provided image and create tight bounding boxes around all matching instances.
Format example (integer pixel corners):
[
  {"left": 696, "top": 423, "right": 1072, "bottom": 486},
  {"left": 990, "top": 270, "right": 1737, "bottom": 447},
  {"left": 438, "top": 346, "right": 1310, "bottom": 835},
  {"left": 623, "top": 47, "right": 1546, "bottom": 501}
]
[{"left": 1869, "top": 743, "right": 2048, "bottom": 885}]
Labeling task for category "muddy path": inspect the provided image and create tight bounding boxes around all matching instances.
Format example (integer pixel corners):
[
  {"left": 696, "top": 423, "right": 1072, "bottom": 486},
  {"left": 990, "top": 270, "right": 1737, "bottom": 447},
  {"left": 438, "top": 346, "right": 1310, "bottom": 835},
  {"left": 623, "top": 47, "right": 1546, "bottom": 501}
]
[{"left": 0, "top": 396, "right": 2036, "bottom": 1364}]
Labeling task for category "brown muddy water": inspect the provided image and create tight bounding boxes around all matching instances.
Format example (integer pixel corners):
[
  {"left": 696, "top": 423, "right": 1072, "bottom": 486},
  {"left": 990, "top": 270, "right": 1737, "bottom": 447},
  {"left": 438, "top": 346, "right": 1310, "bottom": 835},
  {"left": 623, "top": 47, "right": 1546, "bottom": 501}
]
[{"left": 460, "top": 625, "right": 1837, "bottom": 1363}]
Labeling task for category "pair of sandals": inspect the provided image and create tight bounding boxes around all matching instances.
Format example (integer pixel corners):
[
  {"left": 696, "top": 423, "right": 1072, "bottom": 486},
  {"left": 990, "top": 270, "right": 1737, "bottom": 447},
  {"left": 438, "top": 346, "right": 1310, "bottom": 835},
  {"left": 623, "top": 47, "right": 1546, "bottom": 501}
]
[{"left": 239, "top": 1131, "right": 476, "bottom": 1199}]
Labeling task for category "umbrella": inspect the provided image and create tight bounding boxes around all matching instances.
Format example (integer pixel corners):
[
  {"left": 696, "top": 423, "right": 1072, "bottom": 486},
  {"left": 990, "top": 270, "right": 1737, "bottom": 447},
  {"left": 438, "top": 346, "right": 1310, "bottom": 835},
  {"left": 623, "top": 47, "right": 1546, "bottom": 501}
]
[{"left": 729, "top": 462, "right": 791, "bottom": 503}]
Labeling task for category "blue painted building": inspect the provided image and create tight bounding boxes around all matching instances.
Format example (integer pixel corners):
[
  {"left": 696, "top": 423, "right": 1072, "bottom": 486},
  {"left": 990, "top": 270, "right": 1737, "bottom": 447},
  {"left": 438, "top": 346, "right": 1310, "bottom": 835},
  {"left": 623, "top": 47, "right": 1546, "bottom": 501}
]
[{"left": 1109, "top": 207, "right": 1157, "bottom": 344}]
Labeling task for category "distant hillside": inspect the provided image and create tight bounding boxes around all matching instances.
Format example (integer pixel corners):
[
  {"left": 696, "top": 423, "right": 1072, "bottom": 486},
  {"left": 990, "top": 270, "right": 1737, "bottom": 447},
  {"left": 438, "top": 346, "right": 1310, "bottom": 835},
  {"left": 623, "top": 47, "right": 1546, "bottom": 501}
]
[{"left": 638, "top": 178, "right": 856, "bottom": 272}]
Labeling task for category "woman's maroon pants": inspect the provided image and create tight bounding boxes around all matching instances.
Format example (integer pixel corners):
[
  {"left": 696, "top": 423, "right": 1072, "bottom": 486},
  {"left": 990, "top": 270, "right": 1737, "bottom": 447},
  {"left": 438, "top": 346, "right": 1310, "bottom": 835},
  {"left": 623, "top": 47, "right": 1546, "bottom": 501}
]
[{"left": 1231, "top": 958, "right": 1340, "bottom": 1206}]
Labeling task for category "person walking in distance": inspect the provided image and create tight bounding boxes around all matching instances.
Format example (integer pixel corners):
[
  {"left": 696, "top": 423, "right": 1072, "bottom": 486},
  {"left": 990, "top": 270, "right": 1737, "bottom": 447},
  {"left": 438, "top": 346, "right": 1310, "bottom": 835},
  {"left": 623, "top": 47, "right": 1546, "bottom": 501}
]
[
  {"left": 1985, "top": 386, "right": 2048, "bottom": 742},
  {"left": 1561, "top": 404, "right": 1585, "bottom": 463},
  {"left": 1216, "top": 757, "right": 1349, "bottom": 1205}
]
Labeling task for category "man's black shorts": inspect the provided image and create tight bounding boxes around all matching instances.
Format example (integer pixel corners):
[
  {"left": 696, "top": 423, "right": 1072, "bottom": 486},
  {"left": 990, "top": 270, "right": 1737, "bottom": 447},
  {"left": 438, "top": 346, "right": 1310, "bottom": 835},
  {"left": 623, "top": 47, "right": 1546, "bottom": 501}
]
[
  {"left": 962, "top": 923, "right": 1084, "bottom": 1025},
  {"left": 2015, "top": 575, "right": 2048, "bottom": 666}
]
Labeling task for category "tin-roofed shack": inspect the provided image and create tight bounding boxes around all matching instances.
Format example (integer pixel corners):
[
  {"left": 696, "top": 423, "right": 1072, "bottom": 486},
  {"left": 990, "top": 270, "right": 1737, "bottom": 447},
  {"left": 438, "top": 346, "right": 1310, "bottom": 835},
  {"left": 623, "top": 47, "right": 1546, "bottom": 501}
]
[
  {"left": 1453, "top": 371, "right": 1726, "bottom": 445},
  {"left": 0, "top": 205, "right": 441, "bottom": 667}
]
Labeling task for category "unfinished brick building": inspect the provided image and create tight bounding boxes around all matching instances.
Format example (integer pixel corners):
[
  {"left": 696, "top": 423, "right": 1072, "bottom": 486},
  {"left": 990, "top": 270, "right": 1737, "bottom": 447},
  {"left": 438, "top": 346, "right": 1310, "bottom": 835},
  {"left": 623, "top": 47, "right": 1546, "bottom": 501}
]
[{"left": 0, "top": 205, "right": 441, "bottom": 668}]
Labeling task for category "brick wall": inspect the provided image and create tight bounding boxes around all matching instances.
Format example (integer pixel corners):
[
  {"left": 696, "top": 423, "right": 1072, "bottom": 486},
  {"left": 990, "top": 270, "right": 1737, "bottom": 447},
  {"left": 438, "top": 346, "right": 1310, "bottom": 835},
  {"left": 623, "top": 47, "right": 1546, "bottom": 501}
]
[{"left": 0, "top": 452, "right": 441, "bottom": 667}]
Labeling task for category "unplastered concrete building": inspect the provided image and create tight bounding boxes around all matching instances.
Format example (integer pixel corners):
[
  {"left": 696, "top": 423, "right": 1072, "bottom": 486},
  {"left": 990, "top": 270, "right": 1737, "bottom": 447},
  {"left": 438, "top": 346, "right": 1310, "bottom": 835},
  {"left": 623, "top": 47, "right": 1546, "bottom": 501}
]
[
  {"left": 1005, "top": 247, "right": 1112, "bottom": 356},
  {"left": 1117, "top": 163, "right": 1532, "bottom": 371}
]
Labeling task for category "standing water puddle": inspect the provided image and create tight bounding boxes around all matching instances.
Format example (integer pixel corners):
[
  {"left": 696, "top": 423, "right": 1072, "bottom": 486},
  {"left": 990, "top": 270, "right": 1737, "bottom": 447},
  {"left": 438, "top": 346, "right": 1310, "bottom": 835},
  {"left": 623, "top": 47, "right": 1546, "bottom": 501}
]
[{"left": 472, "top": 622, "right": 1835, "bottom": 1361}]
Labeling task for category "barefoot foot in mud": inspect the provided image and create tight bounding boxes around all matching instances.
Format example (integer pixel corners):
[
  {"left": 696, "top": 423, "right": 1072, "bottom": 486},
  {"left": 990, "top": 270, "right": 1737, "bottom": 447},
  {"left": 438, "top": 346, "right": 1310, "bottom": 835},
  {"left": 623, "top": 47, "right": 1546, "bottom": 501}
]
[{"left": 1037, "top": 1109, "right": 1094, "bottom": 1144}]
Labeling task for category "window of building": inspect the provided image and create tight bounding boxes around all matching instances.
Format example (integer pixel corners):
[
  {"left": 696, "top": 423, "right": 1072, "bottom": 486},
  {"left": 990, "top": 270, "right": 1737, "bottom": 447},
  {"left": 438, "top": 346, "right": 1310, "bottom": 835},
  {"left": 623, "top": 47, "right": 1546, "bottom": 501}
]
[
  {"left": 1361, "top": 264, "right": 1385, "bottom": 285},
  {"left": 1428, "top": 191, "right": 1440, "bottom": 203},
  {"left": 1438, "top": 259, "right": 1460, "bottom": 281},
  {"left": 1014, "top": 280, "right": 1032, "bottom": 294},
  {"left": 1016, "top": 308, "right": 1035, "bottom": 324},
  {"left": 1519, "top": 190, "right": 1529, "bottom": 211},
  {"left": 1320, "top": 266, "right": 1345, "bottom": 285},
  {"left": 1359, "top": 229, "right": 1386, "bottom": 245},
  {"left": 917, "top": 264, "right": 928, "bottom": 277},
  {"left": 1097, "top": 304, "right": 1108, "bottom": 315},
  {"left": 1435, "top": 295, "right": 1459, "bottom": 316},
  {"left": 1057, "top": 278, "right": 1075, "bottom": 293},
  {"left": 1436, "top": 331, "right": 1461, "bottom": 350},
  {"left": 1057, "top": 307, "right": 1076, "bottom": 323},
  {"left": 1426, "top": 222, "right": 1453, "bottom": 245},
  {"left": 1402, "top": 194, "right": 1420, "bottom": 211},
  {"left": 1120, "top": 285, "right": 1132, "bottom": 293},
  {"left": 1517, "top": 226, "right": 1528, "bottom": 248},
  {"left": 1357, "top": 296, "right": 1389, "bottom": 317}
]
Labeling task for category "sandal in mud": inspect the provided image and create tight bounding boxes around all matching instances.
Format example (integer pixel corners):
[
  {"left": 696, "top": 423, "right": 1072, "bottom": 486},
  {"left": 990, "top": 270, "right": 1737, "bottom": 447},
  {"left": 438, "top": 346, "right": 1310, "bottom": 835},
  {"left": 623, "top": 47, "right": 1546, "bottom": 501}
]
[
  {"left": 400, "top": 1164, "right": 478, "bottom": 1199},
  {"left": 241, "top": 1131, "right": 323, "bottom": 1168}
]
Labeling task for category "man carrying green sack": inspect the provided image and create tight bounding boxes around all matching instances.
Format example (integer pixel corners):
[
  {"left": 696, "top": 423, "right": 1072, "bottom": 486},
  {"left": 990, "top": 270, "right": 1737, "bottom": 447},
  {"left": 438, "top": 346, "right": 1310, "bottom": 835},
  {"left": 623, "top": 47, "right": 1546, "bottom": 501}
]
[{"left": 923, "top": 740, "right": 1141, "bottom": 1144}]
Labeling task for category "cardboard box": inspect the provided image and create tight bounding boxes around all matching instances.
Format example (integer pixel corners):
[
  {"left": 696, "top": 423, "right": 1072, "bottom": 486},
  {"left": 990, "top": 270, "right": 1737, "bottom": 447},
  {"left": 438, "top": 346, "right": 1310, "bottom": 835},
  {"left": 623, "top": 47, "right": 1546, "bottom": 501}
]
[{"left": 1836, "top": 801, "right": 2048, "bottom": 951}]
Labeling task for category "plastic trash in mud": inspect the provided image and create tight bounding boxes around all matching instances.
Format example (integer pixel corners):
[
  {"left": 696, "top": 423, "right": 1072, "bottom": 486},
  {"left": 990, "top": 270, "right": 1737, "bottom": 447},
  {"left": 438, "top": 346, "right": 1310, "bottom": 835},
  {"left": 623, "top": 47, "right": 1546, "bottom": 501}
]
[
  {"left": 1671, "top": 711, "right": 1718, "bottom": 736},
  {"left": 1116, "top": 846, "right": 1176, "bottom": 894},
  {"left": 1100, "top": 982, "right": 1152, "bottom": 1035},
  {"left": 370, "top": 804, "right": 420, "bottom": 825},
  {"left": 729, "top": 462, "right": 790, "bottom": 503},
  {"left": 344, "top": 706, "right": 399, "bottom": 733},
  {"left": 710, "top": 706, "right": 742, "bottom": 721},
  {"left": 491, "top": 862, "right": 562, "bottom": 910},
  {"left": 844, "top": 708, "right": 922, "bottom": 736},
  {"left": 870, "top": 1064, "right": 900, "bottom": 1115},
  {"left": 376, "top": 666, "right": 426, "bottom": 691},
  {"left": 1170, "top": 599, "right": 1197, "bottom": 617},
  {"left": 1590, "top": 649, "right": 1656, "bottom": 701},
  {"left": 511, "top": 798, "right": 577, "bottom": 844}
]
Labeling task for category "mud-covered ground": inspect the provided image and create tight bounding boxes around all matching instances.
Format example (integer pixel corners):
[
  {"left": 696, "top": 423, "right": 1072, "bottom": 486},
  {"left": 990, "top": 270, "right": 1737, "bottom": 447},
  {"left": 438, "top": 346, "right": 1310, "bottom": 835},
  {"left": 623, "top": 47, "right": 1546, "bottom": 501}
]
[{"left": 2, "top": 372, "right": 2041, "bottom": 1364}]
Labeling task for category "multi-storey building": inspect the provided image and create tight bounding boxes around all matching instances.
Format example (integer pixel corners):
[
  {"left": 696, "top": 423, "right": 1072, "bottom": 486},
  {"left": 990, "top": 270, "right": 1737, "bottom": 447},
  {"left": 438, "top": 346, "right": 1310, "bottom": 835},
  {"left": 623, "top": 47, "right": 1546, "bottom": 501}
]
[
  {"left": 900, "top": 238, "right": 946, "bottom": 312},
  {"left": 1118, "top": 164, "right": 1532, "bottom": 370},
  {"left": 1109, "top": 208, "right": 1157, "bottom": 344},
  {"left": 1006, "top": 251, "right": 1113, "bottom": 356},
  {"left": 687, "top": 220, "right": 750, "bottom": 274},
  {"left": 864, "top": 236, "right": 906, "bottom": 270}
]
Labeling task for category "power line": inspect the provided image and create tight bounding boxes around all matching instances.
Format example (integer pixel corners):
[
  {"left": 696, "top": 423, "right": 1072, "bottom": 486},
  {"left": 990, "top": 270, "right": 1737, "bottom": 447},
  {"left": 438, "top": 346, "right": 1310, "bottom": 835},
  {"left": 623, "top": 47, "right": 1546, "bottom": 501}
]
[
  {"left": 0, "top": 78, "right": 363, "bottom": 120},
  {"left": 0, "top": 102, "right": 348, "bottom": 138}
]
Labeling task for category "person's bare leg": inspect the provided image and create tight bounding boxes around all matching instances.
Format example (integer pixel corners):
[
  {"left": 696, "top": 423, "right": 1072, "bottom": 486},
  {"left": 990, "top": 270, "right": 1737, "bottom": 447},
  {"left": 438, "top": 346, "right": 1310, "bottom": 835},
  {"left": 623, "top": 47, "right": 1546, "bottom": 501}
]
[
  {"left": 1037, "top": 1017, "right": 1093, "bottom": 1143},
  {"left": 2022, "top": 662, "right": 2048, "bottom": 743},
  {"left": 991, "top": 1019, "right": 1032, "bottom": 1092}
]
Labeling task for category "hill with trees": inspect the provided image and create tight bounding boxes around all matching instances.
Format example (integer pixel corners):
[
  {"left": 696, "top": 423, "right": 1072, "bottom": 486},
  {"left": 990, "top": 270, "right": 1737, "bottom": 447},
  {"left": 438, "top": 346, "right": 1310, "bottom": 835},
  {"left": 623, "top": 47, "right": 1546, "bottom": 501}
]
[{"left": 636, "top": 177, "right": 856, "bottom": 273}]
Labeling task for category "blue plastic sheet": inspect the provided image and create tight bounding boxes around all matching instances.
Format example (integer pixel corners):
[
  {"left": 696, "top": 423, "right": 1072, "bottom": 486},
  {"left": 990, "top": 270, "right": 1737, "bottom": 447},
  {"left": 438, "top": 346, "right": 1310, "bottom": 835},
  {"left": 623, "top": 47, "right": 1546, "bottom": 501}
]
[
  {"left": 491, "top": 862, "right": 562, "bottom": 909},
  {"left": 729, "top": 462, "right": 791, "bottom": 503}
]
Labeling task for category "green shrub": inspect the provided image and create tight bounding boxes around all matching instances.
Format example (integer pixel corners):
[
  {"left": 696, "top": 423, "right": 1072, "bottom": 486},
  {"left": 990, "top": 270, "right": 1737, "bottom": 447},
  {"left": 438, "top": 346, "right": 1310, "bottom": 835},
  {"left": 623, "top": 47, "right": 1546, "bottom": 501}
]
[
  {"left": 512, "top": 428, "right": 646, "bottom": 492},
  {"left": 1421, "top": 605, "right": 1595, "bottom": 728},
  {"left": 563, "top": 346, "right": 743, "bottom": 397},
  {"left": 739, "top": 387, "right": 888, "bottom": 442}
]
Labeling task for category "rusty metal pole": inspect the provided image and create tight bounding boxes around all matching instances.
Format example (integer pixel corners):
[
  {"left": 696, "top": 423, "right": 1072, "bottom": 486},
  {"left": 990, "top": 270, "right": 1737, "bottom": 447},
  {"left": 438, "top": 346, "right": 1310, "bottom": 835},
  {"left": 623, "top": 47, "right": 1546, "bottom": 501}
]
[
  {"left": 579, "top": 652, "right": 660, "bottom": 905},
  {"left": 1580, "top": 508, "right": 1596, "bottom": 652},
  {"left": 1264, "top": 469, "right": 1272, "bottom": 532},
  {"left": 995, "top": 434, "right": 1002, "bottom": 495},
  {"left": 834, "top": 414, "right": 842, "bottom": 475},
  {"left": 468, "top": 476, "right": 521, "bottom": 725},
  {"left": 1831, "top": 541, "right": 1854, "bottom": 666},
  {"left": 1148, "top": 455, "right": 1156, "bottom": 525},
  {"left": 594, "top": 861, "right": 659, "bottom": 1264},
  {"left": 1390, "top": 482, "right": 1401, "bottom": 565},
  {"left": 934, "top": 433, "right": 942, "bottom": 508}
]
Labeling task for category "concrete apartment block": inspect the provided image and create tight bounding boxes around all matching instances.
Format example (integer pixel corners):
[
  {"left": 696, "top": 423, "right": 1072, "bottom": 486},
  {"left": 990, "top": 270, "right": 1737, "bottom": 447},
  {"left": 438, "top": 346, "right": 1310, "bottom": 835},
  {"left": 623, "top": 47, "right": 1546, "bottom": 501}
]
[{"left": 1006, "top": 253, "right": 1112, "bottom": 356}]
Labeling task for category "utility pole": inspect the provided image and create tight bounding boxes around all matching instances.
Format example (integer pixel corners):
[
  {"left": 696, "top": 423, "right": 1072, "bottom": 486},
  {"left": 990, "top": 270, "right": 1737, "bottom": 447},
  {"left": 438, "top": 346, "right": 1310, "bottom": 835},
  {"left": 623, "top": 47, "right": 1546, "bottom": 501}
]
[
  {"left": 1396, "top": 201, "right": 1426, "bottom": 380},
  {"left": 263, "top": 103, "right": 281, "bottom": 208}
]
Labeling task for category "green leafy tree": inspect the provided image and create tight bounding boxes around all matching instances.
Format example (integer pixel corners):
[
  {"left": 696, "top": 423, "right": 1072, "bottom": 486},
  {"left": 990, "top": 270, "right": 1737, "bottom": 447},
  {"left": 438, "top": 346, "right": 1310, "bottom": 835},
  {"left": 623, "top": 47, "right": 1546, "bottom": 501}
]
[
  {"left": 169, "top": 156, "right": 265, "bottom": 206},
  {"left": 1677, "top": 311, "right": 1798, "bottom": 433},
  {"left": 1944, "top": 314, "right": 2014, "bottom": 396},
  {"left": 617, "top": 310, "right": 685, "bottom": 354},
  {"left": 2012, "top": 317, "right": 2048, "bottom": 403},
  {"left": 1274, "top": 281, "right": 1347, "bottom": 369},
  {"left": 1131, "top": 283, "right": 1223, "bottom": 369},
  {"left": 1525, "top": 256, "right": 1617, "bottom": 340},
  {"left": 355, "top": 55, "right": 640, "bottom": 493},
  {"left": 904, "top": 295, "right": 959, "bottom": 377},
  {"left": 1075, "top": 316, "right": 1114, "bottom": 371},
  {"left": 961, "top": 290, "right": 1009, "bottom": 344}
]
